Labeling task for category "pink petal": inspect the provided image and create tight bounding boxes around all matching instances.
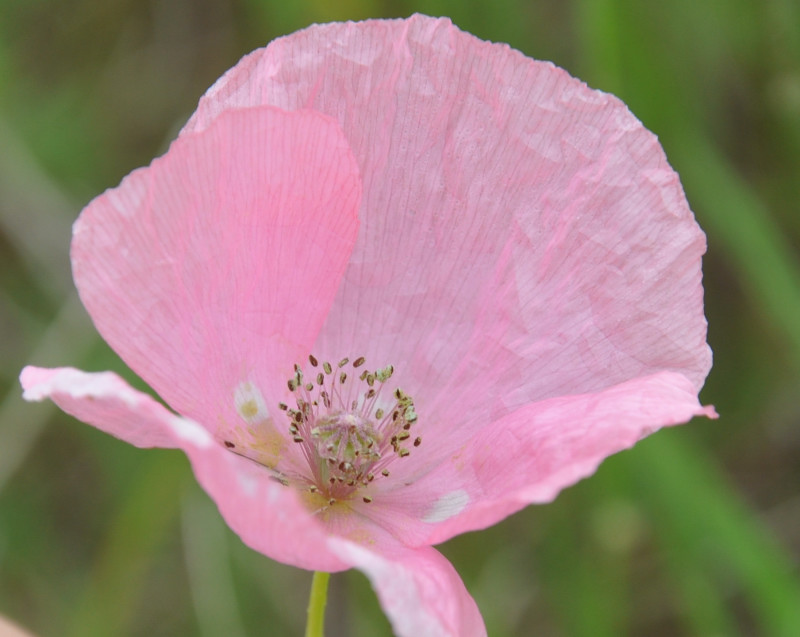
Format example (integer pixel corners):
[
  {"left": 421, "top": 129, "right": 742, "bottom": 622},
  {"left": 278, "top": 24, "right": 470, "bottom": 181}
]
[
  {"left": 73, "top": 106, "right": 360, "bottom": 435},
  {"left": 0, "top": 616, "right": 36, "bottom": 637},
  {"left": 329, "top": 540, "right": 486, "bottom": 637},
  {"left": 20, "top": 366, "right": 348, "bottom": 571},
  {"left": 20, "top": 366, "right": 182, "bottom": 449},
  {"left": 182, "top": 15, "right": 711, "bottom": 467},
  {"left": 365, "top": 371, "right": 717, "bottom": 546}
]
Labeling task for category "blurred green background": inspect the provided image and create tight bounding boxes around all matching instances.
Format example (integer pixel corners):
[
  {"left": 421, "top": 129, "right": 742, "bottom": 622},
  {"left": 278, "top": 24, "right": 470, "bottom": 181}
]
[{"left": 1, "top": 1, "right": 799, "bottom": 635}]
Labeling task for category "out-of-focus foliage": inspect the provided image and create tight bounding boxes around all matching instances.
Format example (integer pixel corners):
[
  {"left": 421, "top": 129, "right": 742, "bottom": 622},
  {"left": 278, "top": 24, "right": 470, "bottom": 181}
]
[{"left": 1, "top": 1, "right": 798, "bottom": 635}]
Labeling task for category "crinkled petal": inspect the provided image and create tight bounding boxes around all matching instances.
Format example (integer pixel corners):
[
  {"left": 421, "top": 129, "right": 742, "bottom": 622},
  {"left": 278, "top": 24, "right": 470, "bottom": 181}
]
[
  {"left": 329, "top": 540, "right": 485, "bottom": 637},
  {"left": 366, "top": 371, "right": 717, "bottom": 546},
  {"left": 72, "top": 106, "right": 360, "bottom": 435},
  {"left": 20, "top": 366, "right": 348, "bottom": 571},
  {"left": 182, "top": 15, "right": 712, "bottom": 468}
]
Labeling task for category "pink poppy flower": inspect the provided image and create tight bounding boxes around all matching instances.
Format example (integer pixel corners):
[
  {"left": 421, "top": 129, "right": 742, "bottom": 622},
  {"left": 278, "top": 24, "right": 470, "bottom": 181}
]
[{"left": 20, "top": 14, "right": 716, "bottom": 636}]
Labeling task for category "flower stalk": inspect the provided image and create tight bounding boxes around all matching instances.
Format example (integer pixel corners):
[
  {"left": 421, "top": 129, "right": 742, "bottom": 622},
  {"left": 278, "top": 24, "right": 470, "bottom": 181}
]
[{"left": 305, "top": 571, "right": 330, "bottom": 637}]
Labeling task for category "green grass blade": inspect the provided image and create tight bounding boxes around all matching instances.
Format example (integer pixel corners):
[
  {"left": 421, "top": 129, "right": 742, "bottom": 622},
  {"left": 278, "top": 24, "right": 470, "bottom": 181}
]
[
  {"left": 629, "top": 433, "right": 800, "bottom": 637},
  {"left": 66, "top": 452, "right": 188, "bottom": 637}
]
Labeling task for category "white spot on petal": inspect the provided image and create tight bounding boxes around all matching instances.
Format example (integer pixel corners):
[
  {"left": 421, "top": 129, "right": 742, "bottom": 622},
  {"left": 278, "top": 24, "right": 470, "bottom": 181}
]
[
  {"left": 422, "top": 490, "right": 470, "bottom": 524},
  {"left": 168, "top": 416, "right": 212, "bottom": 448},
  {"left": 236, "top": 469, "right": 258, "bottom": 498},
  {"left": 234, "top": 381, "right": 269, "bottom": 424}
]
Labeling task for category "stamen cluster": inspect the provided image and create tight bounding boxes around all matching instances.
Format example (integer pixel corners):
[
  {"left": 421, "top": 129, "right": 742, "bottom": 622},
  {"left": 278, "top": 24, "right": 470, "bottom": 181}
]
[{"left": 279, "top": 355, "right": 420, "bottom": 505}]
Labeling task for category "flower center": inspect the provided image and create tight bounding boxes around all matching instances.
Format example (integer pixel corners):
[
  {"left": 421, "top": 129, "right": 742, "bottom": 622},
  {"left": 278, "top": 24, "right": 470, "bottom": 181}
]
[{"left": 279, "top": 356, "right": 421, "bottom": 505}]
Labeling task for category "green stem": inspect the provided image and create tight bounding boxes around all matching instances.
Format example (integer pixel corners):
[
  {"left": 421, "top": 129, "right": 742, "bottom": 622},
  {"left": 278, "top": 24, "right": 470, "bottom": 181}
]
[{"left": 304, "top": 571, "right": 330, "bottom": 637}]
